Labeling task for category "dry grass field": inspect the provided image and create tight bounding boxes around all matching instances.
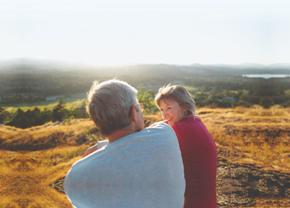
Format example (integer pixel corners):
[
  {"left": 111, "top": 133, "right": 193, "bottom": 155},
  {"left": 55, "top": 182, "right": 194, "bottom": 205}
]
[
  {"left": 0, "top": 107, "right": 289, "bottom": 208},
  {"left": 200, "top": 106, "right": 290, "bottom": 173}
]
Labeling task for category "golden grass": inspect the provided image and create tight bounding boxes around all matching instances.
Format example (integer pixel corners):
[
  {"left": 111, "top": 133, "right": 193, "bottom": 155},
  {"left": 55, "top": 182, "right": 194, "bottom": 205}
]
[
  {"left": 197, "top": 107, "right": 290, "bottom": 173},
  {"left": 0, "top": 107, "right": 289, "bottom": 207},
  {"left": 0, "top": 146, "right": 87, "bottom": 208},
  {"left": 255, "top": 198, "right": 290, "bottom": 208}
]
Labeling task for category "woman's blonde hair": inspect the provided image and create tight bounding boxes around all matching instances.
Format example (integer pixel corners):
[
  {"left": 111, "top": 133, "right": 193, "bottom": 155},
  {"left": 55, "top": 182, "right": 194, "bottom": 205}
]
[{"left": 155, "top": 84, "right": 196, "bottom": 116}]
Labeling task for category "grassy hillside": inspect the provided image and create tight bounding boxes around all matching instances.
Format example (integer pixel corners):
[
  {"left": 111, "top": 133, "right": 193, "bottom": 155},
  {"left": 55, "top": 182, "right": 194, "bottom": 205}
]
[
  {"left": 205, "top": 107, "right": 289, "bottom": 172},
  {"left": 0, "top": 108, "right": 289, "bottom": 207}
]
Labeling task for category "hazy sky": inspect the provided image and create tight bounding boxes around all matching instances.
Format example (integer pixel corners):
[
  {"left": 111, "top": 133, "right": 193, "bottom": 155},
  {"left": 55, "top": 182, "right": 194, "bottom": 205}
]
[{"left": 1, "top": 0, "right": 290, "bottom": 65}]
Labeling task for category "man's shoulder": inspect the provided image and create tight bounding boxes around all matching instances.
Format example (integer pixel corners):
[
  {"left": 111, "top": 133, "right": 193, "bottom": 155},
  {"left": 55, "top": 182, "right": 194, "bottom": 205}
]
[
  {"left": 130, "top": 122, "right": 177, "bottom": 147},
  {"left": 146, "top": 121, "right": 172, "bottom": 132},
  {"left": 74, "top": 122, "right": 176, "bottom": 166},
  {"left": 139, "top": 122, "right": 175, "bottom": 138}
]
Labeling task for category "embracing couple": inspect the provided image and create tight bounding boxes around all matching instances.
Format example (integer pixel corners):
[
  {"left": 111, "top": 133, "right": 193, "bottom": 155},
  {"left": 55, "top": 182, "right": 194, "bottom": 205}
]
[{"left": 64, "top": 79, "right": 217, "bottom": 208}]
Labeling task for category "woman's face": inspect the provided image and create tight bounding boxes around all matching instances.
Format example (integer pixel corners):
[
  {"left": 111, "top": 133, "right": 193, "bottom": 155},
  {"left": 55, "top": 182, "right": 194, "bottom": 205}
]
[{"left": 159, "top": 99, "right": 185, "bottom": 126}]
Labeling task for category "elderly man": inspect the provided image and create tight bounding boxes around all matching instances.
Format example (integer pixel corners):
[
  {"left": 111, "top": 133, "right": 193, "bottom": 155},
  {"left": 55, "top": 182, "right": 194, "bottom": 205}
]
[{"left": 64, "top": 79, "right": 185, "bottom": 208}]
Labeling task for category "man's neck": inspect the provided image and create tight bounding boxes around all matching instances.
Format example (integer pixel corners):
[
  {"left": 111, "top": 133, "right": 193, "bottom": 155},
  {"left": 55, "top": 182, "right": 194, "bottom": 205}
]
[{"left": 107, "top": 126, "right": 137, "bottom": 143}]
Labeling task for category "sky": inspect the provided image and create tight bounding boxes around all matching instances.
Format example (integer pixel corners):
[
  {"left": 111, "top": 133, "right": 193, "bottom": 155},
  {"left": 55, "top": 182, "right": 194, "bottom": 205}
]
[{"left": 1, "top": 0, "right": 290, "bottom": 66}]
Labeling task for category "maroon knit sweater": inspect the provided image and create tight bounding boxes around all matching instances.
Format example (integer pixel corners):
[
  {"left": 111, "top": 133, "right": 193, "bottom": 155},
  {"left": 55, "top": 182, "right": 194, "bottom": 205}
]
[{"left": 172, "top": 116, "right": 217, "bottom": 208}]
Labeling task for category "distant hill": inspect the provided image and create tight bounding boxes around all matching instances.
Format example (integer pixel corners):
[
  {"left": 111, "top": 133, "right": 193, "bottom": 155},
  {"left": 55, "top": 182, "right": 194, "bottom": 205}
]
[
  {"left": 0, "top": 60, "right": 290, "bottom": 105},
  {"left": 1, "top": 59, "right": 290, "bottom": 74}
]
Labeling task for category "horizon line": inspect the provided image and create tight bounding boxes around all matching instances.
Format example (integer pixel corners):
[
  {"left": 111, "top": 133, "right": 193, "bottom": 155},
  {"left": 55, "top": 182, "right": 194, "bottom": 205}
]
[{"left": 0, "top": 58, "right": 290, "bottom": 68}]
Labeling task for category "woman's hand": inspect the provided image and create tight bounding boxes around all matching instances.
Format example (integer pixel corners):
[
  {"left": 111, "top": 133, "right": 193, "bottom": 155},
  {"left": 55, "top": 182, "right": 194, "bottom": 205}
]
[
  {"left": 82, "top": 145, "right": 100, "bottom": 157},
  {"left": 82, "top": 140, "right": 109, "bottom": 157}
]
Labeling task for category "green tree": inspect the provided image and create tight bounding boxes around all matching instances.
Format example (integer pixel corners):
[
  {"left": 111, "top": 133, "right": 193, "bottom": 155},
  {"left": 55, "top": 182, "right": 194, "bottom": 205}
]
[
  {"left": 70, "top": 100, "right": 88, "bottom": 118},
  {"left": 7, "top": 109, "right": 30, "bottom": 128},
  {"left": 138, "top": 90, "right": 158, "bottom": 114},
  {"left": 260, "top": 97, "right": 274, "bottom": 108},
  {"left": 0, "top": 107, "right": 6, "bottom": 124},
  {"left": 52, "top": 100, "right": 67, "bottom": 122}
]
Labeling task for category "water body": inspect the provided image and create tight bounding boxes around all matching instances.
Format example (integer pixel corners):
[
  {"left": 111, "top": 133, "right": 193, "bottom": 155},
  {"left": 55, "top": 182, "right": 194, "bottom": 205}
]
[{"left": 242, "top": 74, "right": 290, "bottom": 79}]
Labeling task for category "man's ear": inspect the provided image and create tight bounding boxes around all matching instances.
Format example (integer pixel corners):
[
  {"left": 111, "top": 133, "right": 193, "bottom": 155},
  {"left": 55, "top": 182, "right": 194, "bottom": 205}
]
[{"left": 129, "top": 104, "right": 138, "bottom": 122}]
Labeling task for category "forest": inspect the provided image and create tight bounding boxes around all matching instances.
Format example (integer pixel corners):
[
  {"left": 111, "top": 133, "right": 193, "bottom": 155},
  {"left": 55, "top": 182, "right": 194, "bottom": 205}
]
[{"left": 0, "top": 61, "right": 290, "bottom": 128}]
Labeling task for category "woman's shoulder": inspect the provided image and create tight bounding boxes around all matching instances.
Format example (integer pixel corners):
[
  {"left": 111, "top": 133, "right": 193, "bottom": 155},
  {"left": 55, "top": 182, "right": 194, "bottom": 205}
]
[
  {"left": 173, "top": 116, "right": 204, "bottom": 131},
  {"left": 177, "top": 115, "right": 198, "bottom": 125},
  {"left": 172, "top": 117, "right": 192, "bottom": 132}
]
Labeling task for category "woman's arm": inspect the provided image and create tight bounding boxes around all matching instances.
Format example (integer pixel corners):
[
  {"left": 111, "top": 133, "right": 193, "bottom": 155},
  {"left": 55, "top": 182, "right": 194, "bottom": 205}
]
[{"left": 82, "top": 140, "right": 109, "bottom": 157}]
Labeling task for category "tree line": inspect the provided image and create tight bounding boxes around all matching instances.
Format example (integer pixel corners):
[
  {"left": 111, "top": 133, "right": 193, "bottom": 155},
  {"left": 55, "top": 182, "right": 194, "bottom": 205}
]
[
  {"left": 1, "top": 63, "right": 290, "bottom": 106},
  {"left": 1, "top": 85, "right": 290, "bottom": 129},
  {"left": 0, "top": 100, "right": 87, "bottom": 128}
]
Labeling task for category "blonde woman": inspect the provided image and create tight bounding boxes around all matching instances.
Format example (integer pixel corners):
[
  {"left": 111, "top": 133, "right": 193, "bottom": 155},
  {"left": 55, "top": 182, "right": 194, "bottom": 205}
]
[{"left": 155, "top": 85, "right": 217, "bottom": 208}]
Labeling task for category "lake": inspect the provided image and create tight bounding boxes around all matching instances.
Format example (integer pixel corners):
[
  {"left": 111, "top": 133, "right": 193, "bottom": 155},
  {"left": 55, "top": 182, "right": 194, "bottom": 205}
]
[{"left": 242, "top": 74, "right": 290, "bottom": 79}]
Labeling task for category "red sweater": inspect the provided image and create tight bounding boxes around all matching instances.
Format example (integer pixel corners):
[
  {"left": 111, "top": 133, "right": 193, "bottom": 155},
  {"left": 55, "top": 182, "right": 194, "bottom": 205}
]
[{"left": 172, "top": 116, "right": 217, "bottom": 208}]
